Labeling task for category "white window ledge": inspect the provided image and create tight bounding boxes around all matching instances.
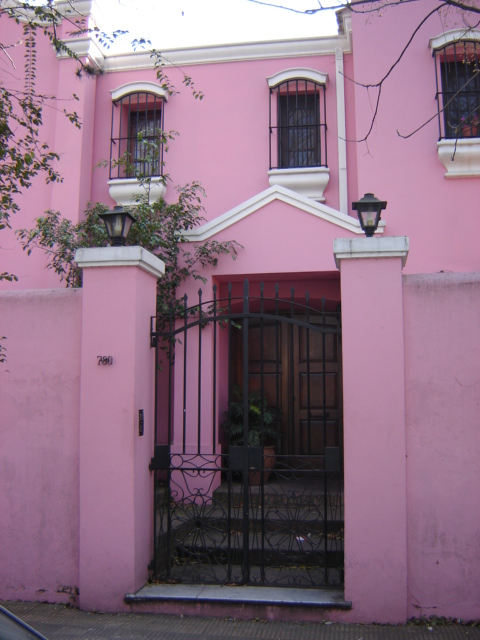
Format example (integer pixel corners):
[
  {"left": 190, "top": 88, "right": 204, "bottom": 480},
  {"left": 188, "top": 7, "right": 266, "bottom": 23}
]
[
  {"left": 267, "top": 167, "right": 330, "bottom": 202},
  {"left": 108, "top": 177, "right": 166, "bottom": 206},
  {"left": 437, "top": 138, "right": 480, "bottom": 178}
]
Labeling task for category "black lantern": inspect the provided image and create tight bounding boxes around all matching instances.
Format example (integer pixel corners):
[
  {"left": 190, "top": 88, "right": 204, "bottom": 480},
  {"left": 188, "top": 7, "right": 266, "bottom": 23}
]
[
  {"left": 352, "top": 193, "right": 387, "bottom": 237},
  {"left": 99, "top": 205, "right": 136, "bottom": 246}
]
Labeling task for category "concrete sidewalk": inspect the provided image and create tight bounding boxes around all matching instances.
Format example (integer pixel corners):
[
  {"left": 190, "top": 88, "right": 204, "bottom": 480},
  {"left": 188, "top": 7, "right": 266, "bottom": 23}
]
[{"left": 1, "top": 601, "right": 479, "bottom": 640}]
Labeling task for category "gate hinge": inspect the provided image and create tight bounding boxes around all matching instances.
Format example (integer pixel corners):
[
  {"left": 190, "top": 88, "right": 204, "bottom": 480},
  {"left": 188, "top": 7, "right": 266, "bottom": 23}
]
[{"left": 149, "top": 445, "right": 170, "bottom": 471}]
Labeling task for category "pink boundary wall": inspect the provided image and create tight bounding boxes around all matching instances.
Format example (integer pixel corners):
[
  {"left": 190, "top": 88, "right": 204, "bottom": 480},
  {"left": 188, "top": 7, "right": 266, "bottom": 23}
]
[
  {"left": 0, "top": 248, "right": 162, "bottom": 612},
  {"left": 1, "top": 262, "right": 479, "bottom": 620},
  {"left": 0, "top": 289, "right": 82, "bottom": 604},
  {"left": 403, "top": 273, "right": 480, "bottom": 620}
]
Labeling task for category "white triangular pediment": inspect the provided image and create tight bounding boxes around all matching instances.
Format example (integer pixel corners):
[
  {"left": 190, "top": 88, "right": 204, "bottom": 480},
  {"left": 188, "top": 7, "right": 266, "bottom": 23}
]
[{"left": 182, "top": 186, "right": 385, "bottom": 241}]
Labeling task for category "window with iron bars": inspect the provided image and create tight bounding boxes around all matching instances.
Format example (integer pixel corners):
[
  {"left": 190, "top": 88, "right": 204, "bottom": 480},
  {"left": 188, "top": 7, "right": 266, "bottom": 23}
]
[
  {"left": 110, "top": 92, "right": 165, "bottom": 180},
  {"left": 434, "top": 40, "right": 480, "bottom": 140},
  {"left": 269, "top": 80, "right": 327, "bottom": 169}
]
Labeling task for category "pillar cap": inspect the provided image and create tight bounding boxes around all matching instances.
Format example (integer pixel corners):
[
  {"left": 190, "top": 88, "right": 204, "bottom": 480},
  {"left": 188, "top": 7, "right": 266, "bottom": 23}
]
[
  {"left": 333, "top": 236, "right": 409, "bottom": 269},
  {"left": 75, "top": 246, "right": 165, "bottom": 279}
]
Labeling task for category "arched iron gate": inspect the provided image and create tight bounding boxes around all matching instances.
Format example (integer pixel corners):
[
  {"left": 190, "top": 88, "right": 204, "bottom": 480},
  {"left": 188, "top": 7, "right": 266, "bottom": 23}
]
[{"left": 149, "top": 281, "right": 344, "bottom": 588}]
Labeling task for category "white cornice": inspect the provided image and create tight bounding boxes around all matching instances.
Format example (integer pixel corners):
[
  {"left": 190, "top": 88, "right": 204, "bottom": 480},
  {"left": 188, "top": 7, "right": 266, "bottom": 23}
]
[
  {"left": 56, "top": 36, "right": 105, "bottom": 69},
  {"left": 267, "top": 68, "right": 328, "bottom": 88},
  {"left": 103, "top": 33, "right": 351, "bottom": 73},
  {"left": 111, "top": 82, "right": 169, "bottom": 102},
  {"left": 75, "top": 246, "right": 165, "bottom": 279},
  {"left": 182, "top": 185, "right": 384, "bottom": 242},
  {"left": 333, "top": 236, "right": 409, "bottom": 269},
  {"left": 430, "top": 28, "right": 480, "bottom": 52}
]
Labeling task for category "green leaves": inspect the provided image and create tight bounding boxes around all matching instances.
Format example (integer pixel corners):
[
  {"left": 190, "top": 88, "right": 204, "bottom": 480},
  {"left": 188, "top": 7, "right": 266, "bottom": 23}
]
[
  {"left": 17, "top": 184, "right": 241, "bottom": 318},
  {"left": 224, "top": 386, "right": 278, "bottom": 447}
]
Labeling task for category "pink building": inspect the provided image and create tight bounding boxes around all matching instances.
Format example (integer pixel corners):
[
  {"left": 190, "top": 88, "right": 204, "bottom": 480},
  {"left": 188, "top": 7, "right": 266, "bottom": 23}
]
[{"left": 0, "top": 0, "right": 479, "bottom": 624}]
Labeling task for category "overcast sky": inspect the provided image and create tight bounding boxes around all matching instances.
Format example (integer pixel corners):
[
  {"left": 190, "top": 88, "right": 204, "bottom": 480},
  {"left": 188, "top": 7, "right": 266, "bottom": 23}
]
[{"left": 107, "top": 0, "right": 339, "bottom": 50}]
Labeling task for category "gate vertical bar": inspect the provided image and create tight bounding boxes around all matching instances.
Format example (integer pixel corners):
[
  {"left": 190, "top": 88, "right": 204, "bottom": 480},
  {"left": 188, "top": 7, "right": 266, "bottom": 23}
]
[
  {"left": 306, "top": 291, "right": 311, "bottom": 451},
  {"left": 198, "top": 288, "right": 203, "bottom": 452},
  {"left": 227, "top": 283, "right": 233, "bottom": 582},
  {"left": 242, "top": 279, "right": 250, "bottom": 583},
  {"left": 260, "top": 282, "right": 266, "bottom": 582},
  {"left": 212, "top": 285, "right": 218, "bottom": 451},
  {"left": 289, "top": 287, "right": 295, "bottom": 457},
  {"left": 182, "top": 294, "right": 188, "bottom": 453},
  {"left": 322, "top": 297, "right": 329, "bottom": 584},
  {"left": 167, "top": 303, "right": 174, "bottom": 445},
  {"left": 275, "top": 284, "right": 280, "bottom": 454},
  {"left": 153, "top": 337, "right": 159, "bottom": 571}
]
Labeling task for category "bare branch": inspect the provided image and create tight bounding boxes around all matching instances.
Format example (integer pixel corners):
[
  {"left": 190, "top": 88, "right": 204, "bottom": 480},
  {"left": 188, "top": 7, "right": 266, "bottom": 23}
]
[
  {"left": 243, "top": 0, "right": 480, "bottom": 16},
  {"left": 397, "top": 69, "right": 480, "bottom": 138}
]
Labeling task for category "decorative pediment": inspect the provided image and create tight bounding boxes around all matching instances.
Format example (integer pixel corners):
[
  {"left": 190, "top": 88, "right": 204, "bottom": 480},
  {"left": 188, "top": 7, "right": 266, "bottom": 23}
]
[{"left": 182, "top": 185, "right": 385, "bottom": 242}]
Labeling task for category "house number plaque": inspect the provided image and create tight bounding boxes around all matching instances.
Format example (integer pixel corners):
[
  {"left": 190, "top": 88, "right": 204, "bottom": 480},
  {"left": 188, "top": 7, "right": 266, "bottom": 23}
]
[{"left": 97, "top": 356, "right": 113, "bottom": 365}]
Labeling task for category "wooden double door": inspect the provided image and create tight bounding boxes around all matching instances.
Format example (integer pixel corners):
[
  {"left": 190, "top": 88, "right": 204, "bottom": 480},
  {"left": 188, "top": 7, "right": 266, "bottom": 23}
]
[{"left": 233, "top": 312, "right": 343, "bottom": 469}]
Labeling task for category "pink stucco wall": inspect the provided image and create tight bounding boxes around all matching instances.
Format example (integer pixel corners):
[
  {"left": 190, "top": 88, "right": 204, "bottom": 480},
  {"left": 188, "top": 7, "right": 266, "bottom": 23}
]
[
  {"left": 0, "top": 289, "right": 82, "bottom": 604},
  {"left": 350, "top": 2, "right": 480, "bottom": 275},
  {"left": 404, "top": 272, "right": 480, "bottom": 620}
]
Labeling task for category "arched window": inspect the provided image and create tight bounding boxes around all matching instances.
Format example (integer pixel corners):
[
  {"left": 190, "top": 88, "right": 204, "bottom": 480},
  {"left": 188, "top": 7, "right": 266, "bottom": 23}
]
[
  {"left": 268, "top": 71, "right": 327, "bottom": 170},
  {"left": 109, "top": 83, "right": 168, "bottom": 180},
  {"left": 433, "top": 37, "right": 480, "bottom": 139}
]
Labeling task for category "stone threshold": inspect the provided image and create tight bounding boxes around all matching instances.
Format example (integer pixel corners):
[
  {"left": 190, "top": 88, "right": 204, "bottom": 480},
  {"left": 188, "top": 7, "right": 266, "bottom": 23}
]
[{"left": 125, "top": 584, "right": 351, "bottom": 609}]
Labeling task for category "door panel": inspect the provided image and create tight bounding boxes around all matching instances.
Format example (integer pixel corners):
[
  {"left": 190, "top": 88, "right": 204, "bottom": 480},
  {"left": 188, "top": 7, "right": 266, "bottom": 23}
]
[{"left": 234, "top": 314, "right": 342, "bottom": 468}]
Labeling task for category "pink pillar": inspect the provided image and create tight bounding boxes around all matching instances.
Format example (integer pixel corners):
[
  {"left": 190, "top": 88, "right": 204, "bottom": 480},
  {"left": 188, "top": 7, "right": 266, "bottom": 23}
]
[
  {"left": 334, "top": 237, "right": 409, "bottom": 623},
  {"left": 75, "top": 247, "right": 164, "bottom": 612}
]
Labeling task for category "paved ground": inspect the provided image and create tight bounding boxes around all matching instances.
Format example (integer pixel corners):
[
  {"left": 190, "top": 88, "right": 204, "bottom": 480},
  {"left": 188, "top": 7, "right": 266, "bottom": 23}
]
[{"left": 1, "top": 601, "right": 479, "bottom": 640}]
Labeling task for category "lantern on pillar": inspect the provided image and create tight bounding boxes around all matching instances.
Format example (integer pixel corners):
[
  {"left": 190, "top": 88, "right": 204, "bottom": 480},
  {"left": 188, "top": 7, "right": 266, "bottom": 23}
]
[
  {"left": 99, "top": 206, "right": 136, "bottom": 246},
  {"left": 352, "top": 193, "right": 387, "bottom": 237}
]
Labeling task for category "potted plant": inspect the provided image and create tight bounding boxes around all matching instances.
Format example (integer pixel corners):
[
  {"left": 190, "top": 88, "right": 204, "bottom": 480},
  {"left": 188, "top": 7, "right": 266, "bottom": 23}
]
[
  {"left": 223, "top": 386, "right": 278, "bottom": 484},
  {"left": 461, "top": 115, "right": 479, "bottom": 137}
]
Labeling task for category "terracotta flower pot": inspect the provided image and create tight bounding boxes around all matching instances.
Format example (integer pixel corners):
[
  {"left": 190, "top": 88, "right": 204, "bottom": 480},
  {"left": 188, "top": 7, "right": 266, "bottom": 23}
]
[{"left": 462, "top": 124, "right": 478, "bottom": 137}]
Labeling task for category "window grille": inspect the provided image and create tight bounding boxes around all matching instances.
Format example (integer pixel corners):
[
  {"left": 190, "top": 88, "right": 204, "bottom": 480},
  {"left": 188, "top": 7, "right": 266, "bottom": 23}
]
[
  {"left": 434, "top": 41, "right": 480, "bottom": 139},
  {"left": 110, "top": 92, "right": 165, "bottom": 180},
  {"left": 269, "top": 80, "right": 327, "bottom": 169}
]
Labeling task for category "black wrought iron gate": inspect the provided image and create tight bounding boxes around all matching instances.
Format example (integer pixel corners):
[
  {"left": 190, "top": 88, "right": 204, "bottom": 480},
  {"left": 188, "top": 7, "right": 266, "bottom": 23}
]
[{"left": 150, "top": 281, "right": 344, "bottom": 588}]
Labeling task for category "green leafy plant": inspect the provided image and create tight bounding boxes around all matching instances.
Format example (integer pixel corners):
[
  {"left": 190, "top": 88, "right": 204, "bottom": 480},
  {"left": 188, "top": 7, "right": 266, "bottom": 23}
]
[
  {"left": 17, "top": 183, "right": 240, "bottom": 318},
  {"left": 224, "top": 386, "right": 278, "bottom": 447}
]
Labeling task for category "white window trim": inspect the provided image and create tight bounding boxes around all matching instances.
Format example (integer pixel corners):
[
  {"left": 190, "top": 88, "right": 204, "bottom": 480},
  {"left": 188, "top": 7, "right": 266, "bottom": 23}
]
[
  {"left": 267, "top": 68, "right": 331, "bottom": 201},
  {"left": 110, "top": 82, "right": 169, "bottom": 102},
  {"left": 429, "top": 28, "right": 480, "bottom": 53},
  {"left": 108, "top": 83, "right": 168, "bottom": 204},
  {"left": 437, "top": 139, "right": 480, "bottom": 178},
  {"left": 266, "top": 68, "right": 328, "bottom": 89},
  {"left": 431, "top": 30, "right": 480, "bottom": 178}
]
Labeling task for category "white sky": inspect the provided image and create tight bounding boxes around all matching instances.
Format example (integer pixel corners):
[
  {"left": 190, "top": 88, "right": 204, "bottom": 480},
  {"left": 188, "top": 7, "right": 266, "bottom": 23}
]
[{"left": 107, "top": 0, "right": 339, "bottom": 51}]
